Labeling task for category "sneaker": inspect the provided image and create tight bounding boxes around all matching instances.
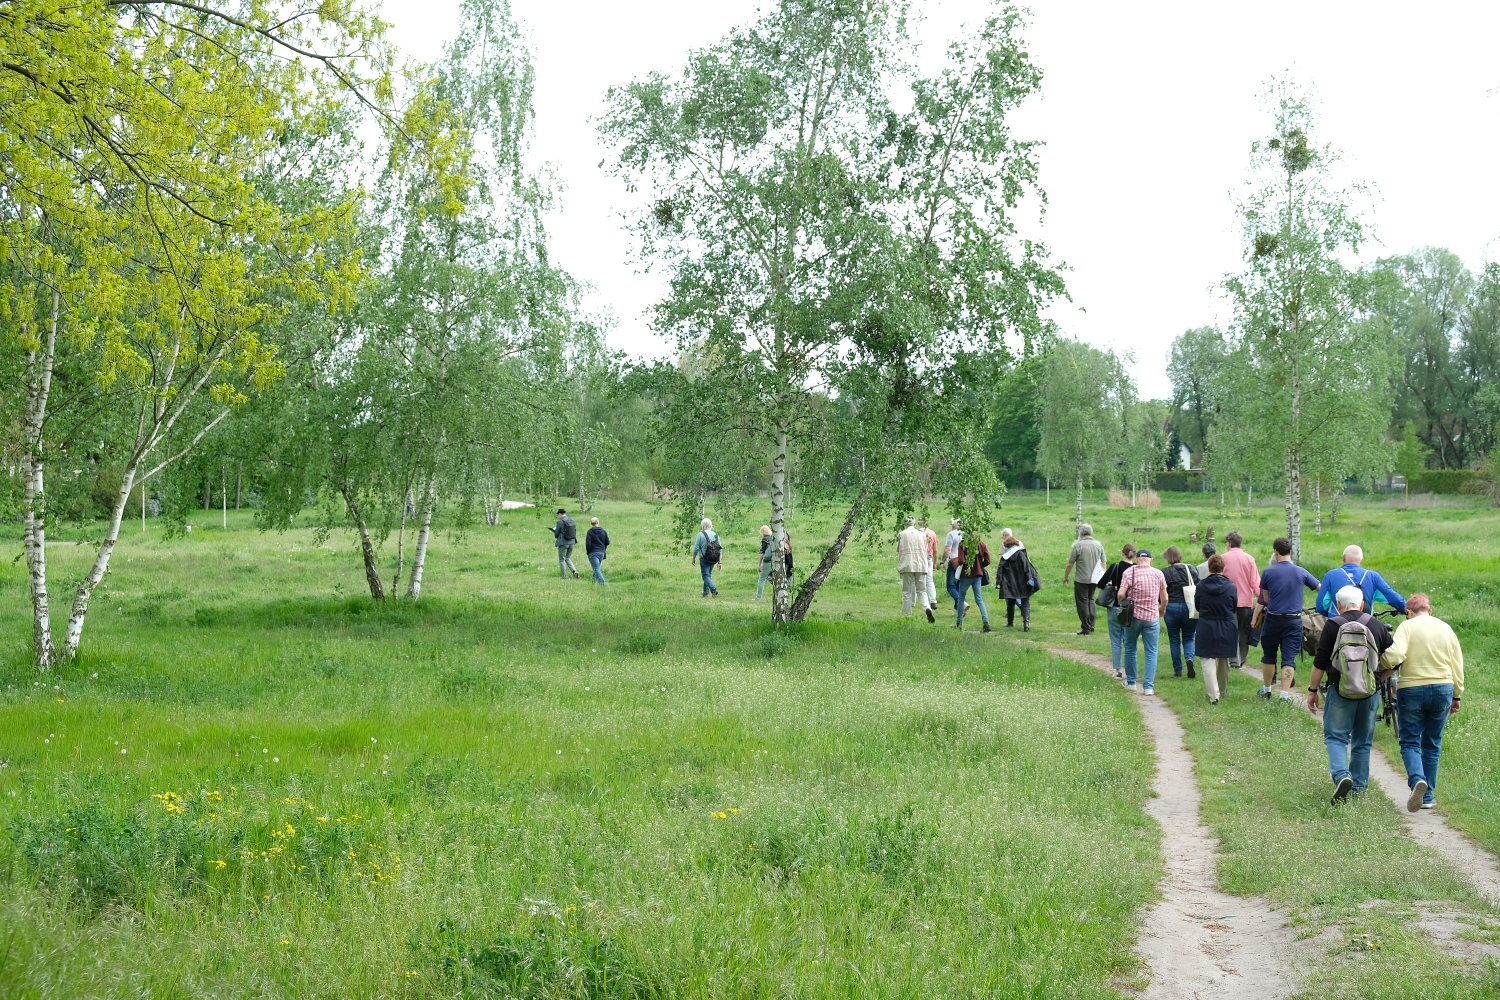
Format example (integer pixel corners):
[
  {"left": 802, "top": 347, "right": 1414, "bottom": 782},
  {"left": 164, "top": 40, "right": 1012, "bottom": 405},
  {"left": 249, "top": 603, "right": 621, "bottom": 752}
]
[
  {"left": 1421, "top": 800, "right": 1436, "bottom": 810},
  {"left": 925, "top": 608, "right": 935, "bottom": 623},
  {"left": 1278, "top": 690, "right": 1294, "bottom": 702},
  {"left": 1121, "top": 677, "right": 1134, "bottom": 689},
  {"left": 1407, "top": 780, "right": 1429, "bottom": 813},
  {"left": 1142, "top": 687, "right": 1154, "bottom": 695},
  {"left": 1332, "top": 776, "right": 1354, "bottom": 805},
  {"left": 1113, "top": 669, "right": 1124, "bottom": 680},
  {"left": 1257, "top": 686, "right": 1273, "bottom": 699}
]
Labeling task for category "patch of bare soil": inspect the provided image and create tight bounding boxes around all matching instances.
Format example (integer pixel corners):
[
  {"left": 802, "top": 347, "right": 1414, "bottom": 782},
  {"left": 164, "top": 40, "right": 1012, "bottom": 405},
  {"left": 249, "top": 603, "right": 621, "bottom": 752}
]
[{"left": 1050, "top": 647, "right": 1302, "bottom": 999}]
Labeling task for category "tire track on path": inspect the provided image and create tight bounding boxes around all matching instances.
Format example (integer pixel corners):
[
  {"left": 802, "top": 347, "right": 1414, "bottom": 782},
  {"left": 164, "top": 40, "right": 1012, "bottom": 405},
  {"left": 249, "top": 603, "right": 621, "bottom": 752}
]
[
  {"left": 1045, "top": 646, "right": 1301, "bottom": 999},
  {"left": 1237, "top": 664, "right": 1500, "bottom": 908}
]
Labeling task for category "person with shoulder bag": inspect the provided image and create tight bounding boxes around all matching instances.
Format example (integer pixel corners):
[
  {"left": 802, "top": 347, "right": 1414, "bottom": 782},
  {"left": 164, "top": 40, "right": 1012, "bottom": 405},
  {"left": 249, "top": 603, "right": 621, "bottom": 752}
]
[
  {"left": 1097, "top": 543, "right": 1136, "bottom": 681},
  {"left": 1117, "top": 548, "right": 1168, "bottom": 694},
  {"left": 954, "top": 534, "right": 992, "bottom": 632},
  {"left": 996, "top": 531, "right": 1040, "bottom": 631},
  {"left": 1308, "top": 585, "right": 1396, "bottom": 804},
  {"left": 1161, "top": 546, "right": 1200, "bottom": 680},
  {"left": 691, "top": 518, "right": 723, "bottom": 597}
]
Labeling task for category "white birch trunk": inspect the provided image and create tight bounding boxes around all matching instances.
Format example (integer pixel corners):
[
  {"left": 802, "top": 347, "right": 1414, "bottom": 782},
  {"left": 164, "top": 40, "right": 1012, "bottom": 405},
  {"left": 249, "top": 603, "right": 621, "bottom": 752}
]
[
  {"left": 1074, "top": 471, "right": 1083, "bottom": 533},
  {"left": 405, "top": 483, "right": 436, "bottom": 599},
  {"left": 390, "top": 500, "right": 408, "bottom": 598},
  {"left": 22, "top": 294, "right": 59, "bottom": 669},
  {"left": 769, "top": 420, "right": 791, "bottom": 623},
  {"left": 61, "top": 455, "right": 142, "bottom": 660},
  {"left": 1313, "top": 479, "right": 1322, "bottom": 536}
]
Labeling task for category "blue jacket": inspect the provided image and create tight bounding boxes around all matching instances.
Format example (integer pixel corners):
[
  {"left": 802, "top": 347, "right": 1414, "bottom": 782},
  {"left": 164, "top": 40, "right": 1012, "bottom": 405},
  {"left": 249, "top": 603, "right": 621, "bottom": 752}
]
[{"left": 1315, "top": 563, "right": 1405, "bottom": 615}]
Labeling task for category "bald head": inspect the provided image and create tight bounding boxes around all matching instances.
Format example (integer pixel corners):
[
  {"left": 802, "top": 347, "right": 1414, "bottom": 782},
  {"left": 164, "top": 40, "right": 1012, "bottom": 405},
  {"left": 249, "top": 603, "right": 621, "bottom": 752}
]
[{"left": 1343, "top": 545, "right": 1364, "bottom": 565}]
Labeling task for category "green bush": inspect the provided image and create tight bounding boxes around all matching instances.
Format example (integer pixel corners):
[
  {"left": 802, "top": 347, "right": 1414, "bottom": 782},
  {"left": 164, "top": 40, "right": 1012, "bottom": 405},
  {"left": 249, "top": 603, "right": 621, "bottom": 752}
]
[
  {"left": 1413, "top": 469, "right": 1475, "bottom": 494},
  {"left": 1153, "top": 471, "right": 1206, "bottom": 493}
]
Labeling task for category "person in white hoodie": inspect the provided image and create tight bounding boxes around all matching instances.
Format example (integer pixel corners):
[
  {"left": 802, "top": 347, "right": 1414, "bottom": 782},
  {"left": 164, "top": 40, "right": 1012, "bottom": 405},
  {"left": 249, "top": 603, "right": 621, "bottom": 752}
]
[{"left": 897, "top": 517, "right": 936, "bottom": 622}]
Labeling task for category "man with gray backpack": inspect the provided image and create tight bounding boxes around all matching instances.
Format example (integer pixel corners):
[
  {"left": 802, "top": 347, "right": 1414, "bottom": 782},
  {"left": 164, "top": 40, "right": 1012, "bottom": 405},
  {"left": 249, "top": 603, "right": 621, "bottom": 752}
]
[{"left": 1307, "top": 584, "right": 1395, "bottom": 804}]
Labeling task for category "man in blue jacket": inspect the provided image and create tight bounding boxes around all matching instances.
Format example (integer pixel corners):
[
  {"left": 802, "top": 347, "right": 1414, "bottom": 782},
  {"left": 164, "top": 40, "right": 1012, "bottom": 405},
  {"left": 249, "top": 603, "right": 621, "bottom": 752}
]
[{"left": 1315, "top": 545, "right": 1405, "bottom": 617}]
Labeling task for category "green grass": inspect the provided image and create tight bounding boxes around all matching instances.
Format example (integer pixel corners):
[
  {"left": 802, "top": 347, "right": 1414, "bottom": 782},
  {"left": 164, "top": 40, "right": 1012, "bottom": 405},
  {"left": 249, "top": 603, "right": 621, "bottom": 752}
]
[
  {"left": 0, "top": 501, "right": 1159, "bottom": 998},
  {"left": 1006, "top": 491, "right": 1500, "bottom": 997},
  {"left": 4, "top": 491, "right": 1500, "bottom": 997}
]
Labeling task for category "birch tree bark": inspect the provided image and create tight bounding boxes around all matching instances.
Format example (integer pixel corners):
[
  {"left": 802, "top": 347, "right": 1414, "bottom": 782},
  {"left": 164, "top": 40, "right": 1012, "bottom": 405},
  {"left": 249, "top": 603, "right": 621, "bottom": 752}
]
[
  {"left": 405, "top": 483, "right": 436, "bottom": 599},
  {"left": 21, "top": 292, "right": 59, "bottom": 668}
]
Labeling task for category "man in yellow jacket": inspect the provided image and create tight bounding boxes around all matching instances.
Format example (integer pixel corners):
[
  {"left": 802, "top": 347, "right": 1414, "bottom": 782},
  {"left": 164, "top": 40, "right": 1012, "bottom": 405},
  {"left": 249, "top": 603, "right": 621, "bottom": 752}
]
[{"left": 1382, "top": 593, "right": 1464, "bottom": 812}]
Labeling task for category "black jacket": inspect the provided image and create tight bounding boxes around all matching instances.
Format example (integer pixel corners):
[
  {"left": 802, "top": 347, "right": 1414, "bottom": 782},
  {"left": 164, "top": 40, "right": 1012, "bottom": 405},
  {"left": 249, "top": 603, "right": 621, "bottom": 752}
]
[
  {"left": 996, "top": 545, "right": 1040, "bottom": 599},
  {"left": 585, "top": 526, "right": 609, "bottom": 555},
  {"left": 1164, "top": 563, "right": 1199, "bottom": 604},
  {"left": 1100, "top": 559, "right": 1134, "bottom": 590}
]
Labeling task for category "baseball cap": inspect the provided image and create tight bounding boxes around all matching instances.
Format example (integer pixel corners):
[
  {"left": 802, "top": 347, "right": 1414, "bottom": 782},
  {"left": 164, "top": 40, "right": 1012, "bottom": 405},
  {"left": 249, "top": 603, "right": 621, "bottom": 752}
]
[{"left": 1135, "top": 548, "right": 1152, "bottom": 559}]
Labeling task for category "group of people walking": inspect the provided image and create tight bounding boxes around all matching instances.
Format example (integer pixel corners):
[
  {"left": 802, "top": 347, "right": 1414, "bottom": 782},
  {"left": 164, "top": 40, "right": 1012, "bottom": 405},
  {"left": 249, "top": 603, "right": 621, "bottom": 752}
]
[
  {"left": 896, "top": 517, "right": 1041, "bottom": 631},
  {"left": 1066, "top": 524, "right": 1465, "bottom": 810}
]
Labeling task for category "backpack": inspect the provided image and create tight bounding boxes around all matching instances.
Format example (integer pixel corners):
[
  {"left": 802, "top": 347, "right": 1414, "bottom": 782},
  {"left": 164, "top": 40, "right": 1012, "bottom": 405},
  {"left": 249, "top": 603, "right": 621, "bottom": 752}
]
[
  {"left": 1332, "top": 614, "right": 1379, "bottom": 700},
  {"left": 560, "top": 516, "right": 577, "bottom": 542},
  {"left": 702, "top": 531, "right": 722, "bottom": 565}
]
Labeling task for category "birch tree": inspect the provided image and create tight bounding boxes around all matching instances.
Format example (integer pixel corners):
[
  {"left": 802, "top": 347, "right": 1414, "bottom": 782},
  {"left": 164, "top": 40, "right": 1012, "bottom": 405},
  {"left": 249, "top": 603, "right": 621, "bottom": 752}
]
[
  {"left": 604, "top": 1, "right": 1061, "bottom": 622},
  {"left": 1217, "top": 87, "right": 1392, "bottom": 560},
  {"left": 0, "top": 0, "right": 386, "bottom": 667},
  {"left": 1036, "top": 338, "right": 1124, "bottom": 531}
]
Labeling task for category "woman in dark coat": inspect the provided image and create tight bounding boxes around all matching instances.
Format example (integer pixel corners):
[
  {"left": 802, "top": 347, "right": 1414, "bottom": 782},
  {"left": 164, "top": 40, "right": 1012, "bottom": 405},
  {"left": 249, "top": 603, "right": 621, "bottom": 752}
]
[
  {"left": 1193, "top": 553, "right": 1239, "bottom": 704},
  {"left": 996, "top": 534, "right": 1041, "bottom": 631}
]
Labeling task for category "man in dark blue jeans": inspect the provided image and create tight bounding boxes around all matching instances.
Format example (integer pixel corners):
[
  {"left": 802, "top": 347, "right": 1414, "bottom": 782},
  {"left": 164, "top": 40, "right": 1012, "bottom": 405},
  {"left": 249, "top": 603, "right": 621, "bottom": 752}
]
[
  {"left": 1257, "top": 536, "right": 1319, "bottom": 701},
  {"left": 1307, "top": 585, "right": 1394, "bottom": 804}
]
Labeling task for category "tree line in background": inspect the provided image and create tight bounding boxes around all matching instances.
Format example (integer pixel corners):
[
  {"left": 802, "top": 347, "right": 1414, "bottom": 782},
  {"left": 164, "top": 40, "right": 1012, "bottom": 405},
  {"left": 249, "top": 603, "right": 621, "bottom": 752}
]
[{"left": 3, "top": 2, "right": 1497, "bottom": 668}]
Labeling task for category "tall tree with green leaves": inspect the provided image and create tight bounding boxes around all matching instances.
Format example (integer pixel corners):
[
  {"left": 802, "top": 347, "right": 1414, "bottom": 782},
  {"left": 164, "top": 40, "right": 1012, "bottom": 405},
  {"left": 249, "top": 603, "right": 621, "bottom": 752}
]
[
  {"left": 1036, "top": 338, "right": 1124, "bottom": 531},
  {"left": 1166, "top": 325, "right": 1226, "bottom": 461},
  {"left": 603, "top": 0, "right": 1061, "bottom": 622},
  {"left": 0, "top": 0, "right": 387, "bottom": 667},
  {"left": 1217, "top": 86, "right": 1392, "bottom": 560}
]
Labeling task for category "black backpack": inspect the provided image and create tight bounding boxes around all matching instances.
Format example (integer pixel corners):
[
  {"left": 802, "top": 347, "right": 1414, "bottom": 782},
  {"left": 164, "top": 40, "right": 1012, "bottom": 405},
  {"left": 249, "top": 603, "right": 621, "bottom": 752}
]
[
  {"left": 702, "top": 532, "right": 722, "bottom": 564},
  {"left": 560, "top": 516, "right": 577, "bottom": 542}
]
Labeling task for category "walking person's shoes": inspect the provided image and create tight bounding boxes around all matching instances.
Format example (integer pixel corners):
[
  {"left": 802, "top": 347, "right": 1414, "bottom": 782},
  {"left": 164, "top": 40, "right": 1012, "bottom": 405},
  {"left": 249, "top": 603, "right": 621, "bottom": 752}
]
[
  {"left": 982, "top": 622, "right": 992, "bottom": 633},
  {"left": 1186, "top": 661, "right": 1196, "bottom": 679},
  {"left": 1113, "top": 669, "right": 1124, "bottom": 680},
  {"left": 1075, "top": 629, "right": 1092, "bottom": 635},
  {"left": 1277, "top": 690, "right": 1295, "bottom": 702},
  {"left": 1422, "top": 800, "right": 1436, "bottom": 809},
  {"left": 1407, "top": 780, "right": 1429, "bottom": 813},
  {"left": 1257, "top": 686, "right": 1273, "bottom": 699},
  {"left": 1332, "top": 776, "right": 1355, "bottom": 805},
  {"left": 1023, "top": 622, "right": 1029, "bottom": 632},
  {"left": 925, "top": 608, "right": 935, "bottom": 623},
  {"left": 1141, "top": 687, "right": 1154, "bottom": 695}
]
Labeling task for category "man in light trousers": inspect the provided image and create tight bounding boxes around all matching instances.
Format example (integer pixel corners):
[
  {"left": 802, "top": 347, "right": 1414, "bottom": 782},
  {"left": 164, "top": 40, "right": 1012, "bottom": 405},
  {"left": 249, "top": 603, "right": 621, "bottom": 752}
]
[{"left": 897, "top": 517, "right": 936, "bottom": 622}]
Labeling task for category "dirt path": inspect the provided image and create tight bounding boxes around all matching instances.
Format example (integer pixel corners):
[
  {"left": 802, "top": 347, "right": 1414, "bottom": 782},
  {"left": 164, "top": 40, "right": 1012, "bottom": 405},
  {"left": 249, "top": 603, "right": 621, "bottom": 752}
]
[
  {"left": 1237, "top": 664, "right": 1500, "bottom": 908},
  {"left": 1047, "top": 646, "right": 1301, "bottom": 999}
]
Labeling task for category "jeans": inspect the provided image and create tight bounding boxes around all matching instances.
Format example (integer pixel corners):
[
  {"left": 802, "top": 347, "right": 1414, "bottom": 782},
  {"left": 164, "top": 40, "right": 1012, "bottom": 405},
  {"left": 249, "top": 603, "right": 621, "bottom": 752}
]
[
  {"left": 1397, "top": 683, "right": 1453, "bottom": 802},
  {"left": 954, "top": 576, "right": 988, "bottom": 625},
  {"left": 700, "top": 559, "right": 718, "bottom": 595},
  {"left": 945, "top": 564, "right": 962, "bottom": 607},
  {"left": 757, "top": 557, "right": 772, "bottom": 599},
  {"left": 1259, "top": 613, "right": 1303, "bottom": 666},
  {"left": 1163, "top": 602, "right": 1198, "bottom": 674},
  {"left": 1108, "top": 606, "right": 1125, "bottom": 673},
  {"left": 588, "top": 551, "right": 606, "bottom": 585},
  {"left": 1005, "top": 597, "right": 1030, "bottom": 626},
  {"left": 1121, "top": 618, "right": 1160, "bottom": 689},
  {"left": 1074, "top": 582, "right": 1098, "bottom": 632},
  {"left": 1323, "top": 685, "right": 1378, "bottom": 790},
  {"left": 557, "top": 543, "right": 577, "bottom": 578}
]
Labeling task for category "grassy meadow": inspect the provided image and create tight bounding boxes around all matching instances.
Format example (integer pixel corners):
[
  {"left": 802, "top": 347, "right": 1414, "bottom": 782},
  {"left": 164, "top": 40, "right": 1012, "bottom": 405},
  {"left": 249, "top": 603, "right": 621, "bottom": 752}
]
[{"left": 2, "top": 490, "right": 1498, "bottom": 997}]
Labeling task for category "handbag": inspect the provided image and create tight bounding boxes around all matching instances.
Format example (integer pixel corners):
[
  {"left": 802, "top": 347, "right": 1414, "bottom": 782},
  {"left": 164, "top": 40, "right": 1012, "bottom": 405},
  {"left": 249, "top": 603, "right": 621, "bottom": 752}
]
[
  {"left": 1095, "top": 583, "right": 1118, "bottom": 608},
  {"left": 1115, "top": 565, "right": 1138, "bottom": 627},
  {"left": 1179, "top": 566, "right": 1199, "bottom": 620}
]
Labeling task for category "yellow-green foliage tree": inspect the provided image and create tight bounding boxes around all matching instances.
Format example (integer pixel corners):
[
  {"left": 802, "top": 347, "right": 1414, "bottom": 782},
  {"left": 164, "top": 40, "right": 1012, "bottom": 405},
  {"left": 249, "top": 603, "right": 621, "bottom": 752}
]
[{"left": 1, "top": 0, "right": 388, "bottom": 667}]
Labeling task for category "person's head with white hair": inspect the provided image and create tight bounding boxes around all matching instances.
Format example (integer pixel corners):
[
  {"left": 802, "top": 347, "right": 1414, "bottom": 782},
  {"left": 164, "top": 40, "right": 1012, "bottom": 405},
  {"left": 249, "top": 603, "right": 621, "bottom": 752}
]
[
  {"left": 1001, "top": 527, "right": 1014, "bottom": 539},
  {"left": 906, "top": 516, "right": 917, "bottom": 527},
  {"left": 1079, "top": 523, "right": 1092, "bottom": 538},
  {"left": 1343, "top": 544, "right": 1364, "bottom": 565},
  {"left": 701, "top": 518, "right": 712, "bottom": 531},
  {"left": 1336, "top": 584, "right": 1365, "bottom": 613},
  {"left": 951, "top": 517, "right": 960, "bottom": 527}
]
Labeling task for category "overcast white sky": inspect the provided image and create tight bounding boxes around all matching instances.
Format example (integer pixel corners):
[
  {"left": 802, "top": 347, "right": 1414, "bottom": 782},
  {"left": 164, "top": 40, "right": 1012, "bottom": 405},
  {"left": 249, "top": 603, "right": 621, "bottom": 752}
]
[{"left": 374, "top": 0, "right": 1500, "bottom": 399}]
